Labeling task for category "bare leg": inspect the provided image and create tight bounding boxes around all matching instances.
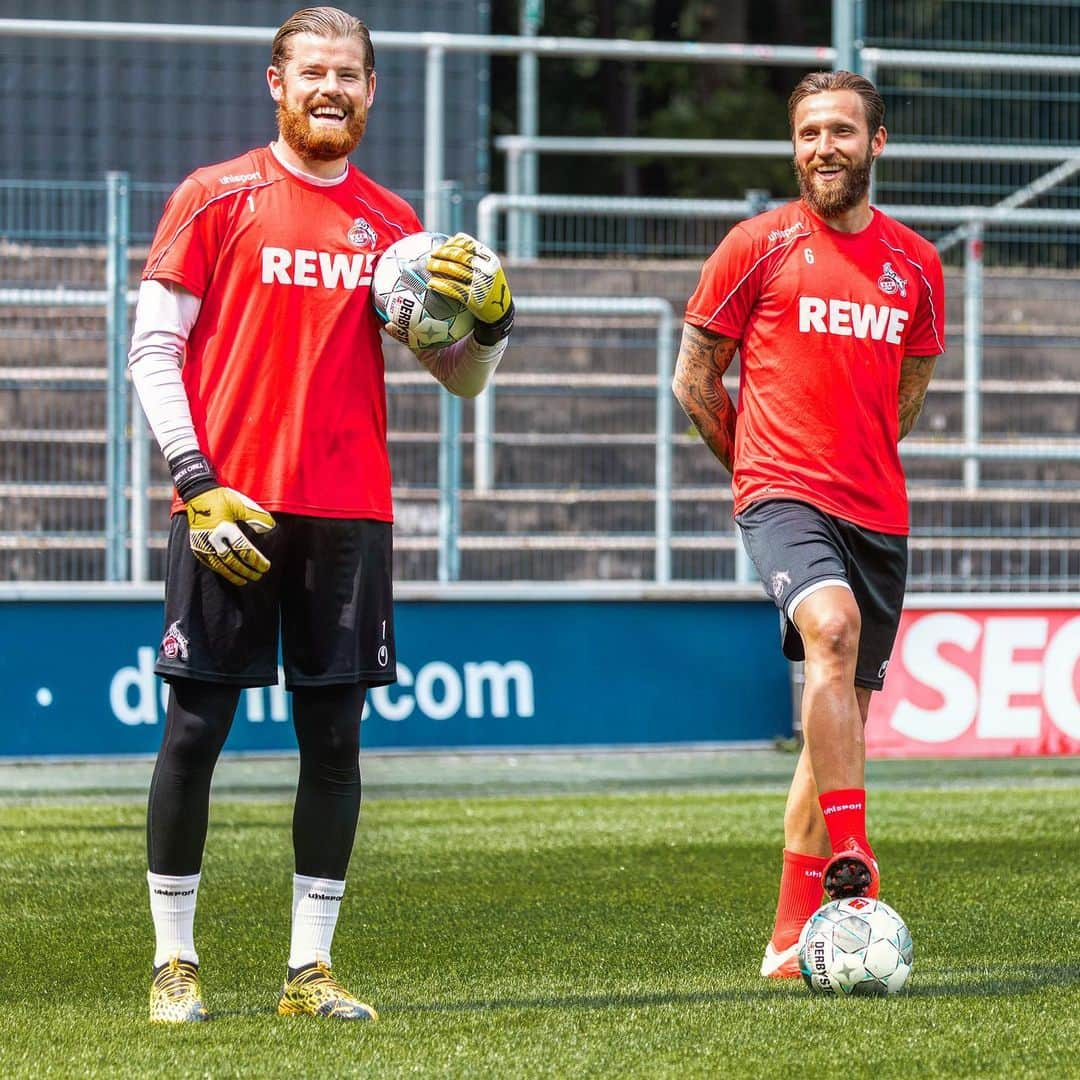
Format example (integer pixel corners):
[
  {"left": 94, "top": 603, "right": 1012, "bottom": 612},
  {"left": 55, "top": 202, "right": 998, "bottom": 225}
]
[
  {"left": 764, "top": 603, "right": 878, "bottom": 961},
  {"left": 784, "top": 684, "right": 874, "bottom": 854},
  {"left": 793, "top": 585, "right": 864, "bottom": 795},
  {"left": 793, "top": 589, "right": 881, "bottom": 898},
  {"left": 855, "top": 686, "right": 873, "bottom": 726},
  {"left": 783, "top": 743, "right": 829, "bottom": 856}
]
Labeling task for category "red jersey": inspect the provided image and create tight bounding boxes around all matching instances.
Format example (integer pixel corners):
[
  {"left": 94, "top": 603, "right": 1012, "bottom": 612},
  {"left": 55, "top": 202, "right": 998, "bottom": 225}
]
[
  {"left": 143, "top": 145, "right": 423, "bottom": 520},
  {"left": 685, "top": 200, "right": 945, "bottom": 535}
]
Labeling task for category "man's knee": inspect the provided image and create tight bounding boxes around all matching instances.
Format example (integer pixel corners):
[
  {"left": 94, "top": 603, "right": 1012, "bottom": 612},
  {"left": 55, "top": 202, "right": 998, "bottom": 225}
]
[
  {"left": 293, "top": 684, "right": 365, "bottom": 762},
  {"left": 162, "top": 680, "right": 238, "bottom": 767},
  {"left": 798, "top": 599, "right": 861, "bottom": 661}
]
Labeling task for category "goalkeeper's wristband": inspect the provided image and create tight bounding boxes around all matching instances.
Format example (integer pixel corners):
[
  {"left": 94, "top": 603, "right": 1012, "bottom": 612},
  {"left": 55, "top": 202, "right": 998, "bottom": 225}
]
[
  {"left": 168, "top": 449, "right": 219, "bottom": 503},
  {"left": 473, "top": 300, "right": 515, "bottom": 346}
]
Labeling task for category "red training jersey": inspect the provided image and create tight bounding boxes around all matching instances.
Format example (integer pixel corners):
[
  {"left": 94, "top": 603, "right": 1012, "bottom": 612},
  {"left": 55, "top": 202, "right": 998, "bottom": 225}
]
[
  {"left": 143, "top": 145, "right": 423, "bottom": 520},
  {"left": 685, "top": 200, "right": 945, "bottom": 535}
]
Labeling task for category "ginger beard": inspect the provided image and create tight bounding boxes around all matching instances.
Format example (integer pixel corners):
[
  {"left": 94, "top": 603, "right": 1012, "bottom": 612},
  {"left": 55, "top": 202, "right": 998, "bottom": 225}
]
[
  {"left": 276, "top": 88, "right": 367, "bottom": 162},
  {"left": 795, "top": 143, "right": 875, "bottom": 219}
]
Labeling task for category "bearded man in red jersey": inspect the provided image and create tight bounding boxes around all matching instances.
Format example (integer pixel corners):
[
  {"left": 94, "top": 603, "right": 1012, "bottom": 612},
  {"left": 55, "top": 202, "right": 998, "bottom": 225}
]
[
  {"left": 672, "top": 71, "right": 943, "bottom": 979},
  {"left": 129, "top": 7, "right": 514, "bottom": 1023}
]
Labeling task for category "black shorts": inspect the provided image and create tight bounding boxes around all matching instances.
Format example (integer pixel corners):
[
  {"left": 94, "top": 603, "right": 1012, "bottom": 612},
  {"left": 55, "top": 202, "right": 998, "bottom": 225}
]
[
  {"left": 155, "top": 513, "right": 396, "bottom": 690},
  {"left": 735, "top": 499, "right": 908, "bottom": 691}
]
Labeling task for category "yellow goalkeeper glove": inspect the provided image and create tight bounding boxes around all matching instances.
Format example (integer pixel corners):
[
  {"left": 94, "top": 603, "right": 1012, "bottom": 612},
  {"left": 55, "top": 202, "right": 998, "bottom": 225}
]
[
  {"left": 170, "top": 451, "right": 276, "bottom": 586},
  {"left": 426, "top": 233, "right": 515, "bottom": 344}
]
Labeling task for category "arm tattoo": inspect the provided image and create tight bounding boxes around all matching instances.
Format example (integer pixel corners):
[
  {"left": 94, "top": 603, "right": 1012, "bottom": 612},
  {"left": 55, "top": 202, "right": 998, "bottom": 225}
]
[
  {"left": 671, "top": 323, "right": 740, "bottom": 474},
  {"left": 898, "top": 354, "right": 938, "bottom": 440}
]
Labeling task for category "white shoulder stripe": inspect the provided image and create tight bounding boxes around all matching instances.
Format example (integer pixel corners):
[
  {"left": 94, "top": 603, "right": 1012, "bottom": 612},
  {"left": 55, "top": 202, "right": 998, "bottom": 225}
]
[
  {"left": 879, "top": 238, "right": 946, "bottom": 355},
  {"left": 353, "top": 194, "right": 416, "bottom": 239},
  {"left": 146, "top": 180, "right": 275, "bottom": 279},
  {"left": 694, "top": 227, "right": 810, "bottom": 328}
]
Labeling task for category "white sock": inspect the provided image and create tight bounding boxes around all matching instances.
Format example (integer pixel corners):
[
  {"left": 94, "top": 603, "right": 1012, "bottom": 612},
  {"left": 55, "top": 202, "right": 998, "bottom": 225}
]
[
  {"left": 147, "top": 870, "right": 200, "bottom": 967},
  {"left": 288, "top": 874, "right": 345, "bottom": 971}
]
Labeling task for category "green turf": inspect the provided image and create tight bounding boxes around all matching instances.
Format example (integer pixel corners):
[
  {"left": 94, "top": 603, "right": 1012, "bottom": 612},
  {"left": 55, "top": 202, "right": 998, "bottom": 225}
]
[{"left": 0, "top": 756, "right": 1077, "bottom": 1078}]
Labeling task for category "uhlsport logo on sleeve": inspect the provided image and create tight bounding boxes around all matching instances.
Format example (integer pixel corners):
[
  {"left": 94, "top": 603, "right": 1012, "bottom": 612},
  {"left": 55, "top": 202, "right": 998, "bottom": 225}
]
[
  {"left": 767, "top": 221, "right": 807, "bottom": 244},
  {"left": 218, "top": 170, "right": 262, "bottom": 186}
]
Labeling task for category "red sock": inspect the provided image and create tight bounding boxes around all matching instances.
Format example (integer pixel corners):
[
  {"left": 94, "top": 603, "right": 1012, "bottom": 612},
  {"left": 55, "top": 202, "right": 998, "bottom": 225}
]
[
  {"left": 818, "top": 787, "right": 871, "bottom": 854},
  {"left": 769, "top": 848, "right": 827, "bottom": 948}
]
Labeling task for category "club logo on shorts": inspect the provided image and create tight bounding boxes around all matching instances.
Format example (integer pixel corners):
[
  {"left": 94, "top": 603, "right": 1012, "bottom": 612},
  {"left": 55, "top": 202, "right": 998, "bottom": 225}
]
[
  {"left": 347, "top": 216, "right": 378, "bottom": 250},
  {"left": 877, "top": 261, "right": 908, "bottom": 298},
  {"left": 770, "top": 570, "right": 791, "bottom": 600},
  {"left": 161, "top": 621, "right": 189, "bottom": 662}
]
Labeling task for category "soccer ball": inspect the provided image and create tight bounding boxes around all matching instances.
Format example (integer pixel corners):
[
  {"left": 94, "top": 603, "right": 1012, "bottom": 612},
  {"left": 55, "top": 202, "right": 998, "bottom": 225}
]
[
  {"left": 371, "top": 231, "right": 475, "bottom": 350},
  {"left": 798, "top": 897, "right": 913, "bottom": 996}
]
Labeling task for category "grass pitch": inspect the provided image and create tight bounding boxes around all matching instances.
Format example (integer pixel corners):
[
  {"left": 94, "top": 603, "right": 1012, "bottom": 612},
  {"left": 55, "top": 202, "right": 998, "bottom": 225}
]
[{"left": 0, "top": 751, "right": 1077, "bottom": 1078}]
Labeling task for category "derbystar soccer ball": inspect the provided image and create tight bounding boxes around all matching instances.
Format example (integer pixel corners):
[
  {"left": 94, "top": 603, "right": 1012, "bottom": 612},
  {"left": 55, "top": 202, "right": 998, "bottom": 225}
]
[
  {"left": 798, "top": 897, "right": 914, "bottom": 996},
  {"left": 371, "top": 231, "right": 475, "bottom": 350}
]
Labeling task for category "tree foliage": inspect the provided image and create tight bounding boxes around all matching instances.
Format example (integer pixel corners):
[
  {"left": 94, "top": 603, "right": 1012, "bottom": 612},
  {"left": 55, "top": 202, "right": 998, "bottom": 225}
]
[{"left": 490, "top": 0, "right": 832, "bottom": 200}]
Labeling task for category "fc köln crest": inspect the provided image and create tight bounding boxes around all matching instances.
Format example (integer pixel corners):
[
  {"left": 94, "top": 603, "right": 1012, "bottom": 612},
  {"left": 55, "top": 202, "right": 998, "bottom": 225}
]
[
  {"left": 161, "top": 621, "right": 190, "bottom": 662},
  {"left": 877, "top": 261, "right": 908, "bottom": 298},
  {"left": 347, "top": 217, "right": 378, "bottom": 250}
]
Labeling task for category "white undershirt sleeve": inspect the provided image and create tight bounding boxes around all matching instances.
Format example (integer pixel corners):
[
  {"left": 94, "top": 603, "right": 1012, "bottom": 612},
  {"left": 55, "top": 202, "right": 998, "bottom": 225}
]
[
  {"left": 412, "top": 332, "right": 507, "bottom": 398},
  {"left": 127, "top": 280, "right": 203, "bottom": 462}
]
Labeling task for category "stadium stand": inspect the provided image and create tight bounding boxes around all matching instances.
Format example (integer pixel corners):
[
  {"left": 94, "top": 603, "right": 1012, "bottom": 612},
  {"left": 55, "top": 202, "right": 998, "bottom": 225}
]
[
  {"left": 2, "top": 244, "right": 1078, "bottom": 588},
  {"left": 3, "top": 2, "right": 1079, "bottom": 590}
]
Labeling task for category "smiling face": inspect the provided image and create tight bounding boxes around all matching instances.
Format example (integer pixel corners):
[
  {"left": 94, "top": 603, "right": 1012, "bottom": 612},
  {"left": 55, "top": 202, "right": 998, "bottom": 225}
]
[
  {"left": 267, "top": 33, "right": 376, "bottom": 168},
  {"left": 792, "top": 89, "right": 886, "bottom": 226}
]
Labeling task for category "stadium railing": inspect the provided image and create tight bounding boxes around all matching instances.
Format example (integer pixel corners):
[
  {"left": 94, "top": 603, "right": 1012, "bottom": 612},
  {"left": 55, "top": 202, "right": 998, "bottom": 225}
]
[
  {"left": 4, "top": 179, "right": 1080, "bottom": 590},
  {"left": 3, "top": 11, "right": 1079, "bottom": 242},
  {"left": 2, "top": 13, "right": 1079, "bottom": 589}
]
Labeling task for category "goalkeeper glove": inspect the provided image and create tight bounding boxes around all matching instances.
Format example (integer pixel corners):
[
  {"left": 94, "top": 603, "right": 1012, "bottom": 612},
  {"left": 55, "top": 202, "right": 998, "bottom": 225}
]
[
  {"left": 426, "top": 233, "right": 515, "bottom": 344},
  {"left": 169, "top": 450, "right": 276, "bottom": 587}
]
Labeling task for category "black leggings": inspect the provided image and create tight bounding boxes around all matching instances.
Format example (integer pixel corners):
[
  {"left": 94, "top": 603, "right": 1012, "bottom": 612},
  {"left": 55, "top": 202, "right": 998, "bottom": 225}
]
[{"left": 147, "top": 679, "right": 366, "bottom": 880}]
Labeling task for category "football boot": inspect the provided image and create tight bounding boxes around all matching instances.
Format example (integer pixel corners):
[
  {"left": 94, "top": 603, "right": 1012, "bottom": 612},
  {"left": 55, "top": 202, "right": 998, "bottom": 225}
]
[
  {"left": 760, "top": 940, "right": 801, "bottom": 979},
  {"left": 149, "top": 956, "right": 210, "bottom": 1024},
  {"left": 277, "top": 962, "right": 378, "bottom": 1021},
  {"left": 823, "top": 838, "right": 880, "bottom": 900}
]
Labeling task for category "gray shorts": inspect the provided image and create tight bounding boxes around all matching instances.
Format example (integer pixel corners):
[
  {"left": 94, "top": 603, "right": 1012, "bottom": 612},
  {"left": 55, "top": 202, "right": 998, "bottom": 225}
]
[{"left": 735, "top": 499, "right": 908, "bottom": 690}]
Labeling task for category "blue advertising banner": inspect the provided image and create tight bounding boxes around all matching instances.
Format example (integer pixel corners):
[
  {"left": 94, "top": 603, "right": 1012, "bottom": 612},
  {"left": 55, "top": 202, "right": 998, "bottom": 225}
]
[{"left": 0, "top": 587, "right": 790, "bottom": 757}]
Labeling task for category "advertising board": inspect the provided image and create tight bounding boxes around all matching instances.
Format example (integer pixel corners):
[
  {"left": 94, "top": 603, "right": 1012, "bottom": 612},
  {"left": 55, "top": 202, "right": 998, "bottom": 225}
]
[
  {"left": 868, "top": 597, "right": 1080, "bottom": 758},
  {"left": 0, "top": 586, "right": 790, "bottom": 757}
]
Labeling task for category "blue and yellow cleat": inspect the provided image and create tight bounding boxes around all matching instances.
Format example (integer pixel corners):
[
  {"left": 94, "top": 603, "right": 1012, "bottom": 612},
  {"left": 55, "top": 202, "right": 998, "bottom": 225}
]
[
  {"left": 277, "top": 962, "right": 378, "bottom": 1021},
  {"left": 149, "top": 956, "right": 210, "bottom": 1023}
]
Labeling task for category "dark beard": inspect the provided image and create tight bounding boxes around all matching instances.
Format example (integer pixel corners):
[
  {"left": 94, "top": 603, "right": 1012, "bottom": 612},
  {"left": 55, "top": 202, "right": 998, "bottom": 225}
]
[
  {"left": 277, "top": 95, "right": 366, "bottom": 162},
  {"left": 795, "top": 149, "right": 873, "bottom": 219}
]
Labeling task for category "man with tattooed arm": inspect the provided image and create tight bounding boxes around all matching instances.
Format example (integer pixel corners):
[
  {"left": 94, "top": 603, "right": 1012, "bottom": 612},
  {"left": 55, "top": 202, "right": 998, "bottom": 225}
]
[{"left": 672, "top": 70, "right": 944, "bottom": 979}]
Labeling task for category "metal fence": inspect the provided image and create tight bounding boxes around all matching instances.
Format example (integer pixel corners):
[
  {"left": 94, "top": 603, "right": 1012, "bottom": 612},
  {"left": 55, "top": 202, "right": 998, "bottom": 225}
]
[
  {"left": 0, "top": 1, "right": 492, "bottom": 230},
  {"left": 2, "top": 176, "right": 1079, "bottom": 591},
  {"left": 865, "top": 0, "right": 1080, "bottom": 187},
  {"left": 2, "top": 9, "right": 1080, "bottom": 591}
]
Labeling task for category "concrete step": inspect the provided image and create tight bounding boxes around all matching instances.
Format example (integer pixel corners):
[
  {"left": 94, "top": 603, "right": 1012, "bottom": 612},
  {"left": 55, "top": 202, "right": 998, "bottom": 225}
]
[{"left": 3, "top": 540, "right": 1073, "bottom": 589}]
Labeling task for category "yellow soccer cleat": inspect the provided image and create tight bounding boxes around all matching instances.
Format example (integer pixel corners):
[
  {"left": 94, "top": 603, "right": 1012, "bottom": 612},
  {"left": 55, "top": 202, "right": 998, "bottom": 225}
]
[
  {"left": 149, "top": 956, "right": 210, "bottom": 1024},
  {"left": 277, "top": 962, "right": 378, "bottom": 1021}
]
